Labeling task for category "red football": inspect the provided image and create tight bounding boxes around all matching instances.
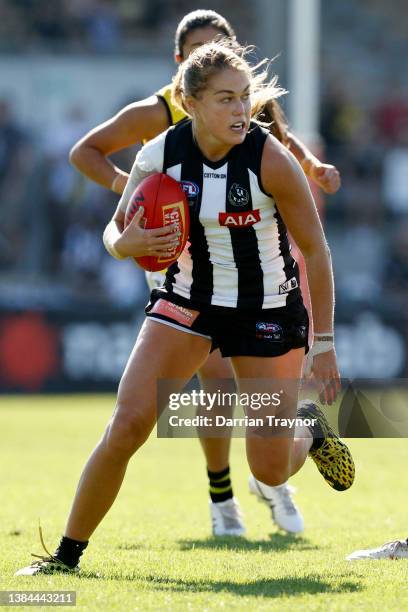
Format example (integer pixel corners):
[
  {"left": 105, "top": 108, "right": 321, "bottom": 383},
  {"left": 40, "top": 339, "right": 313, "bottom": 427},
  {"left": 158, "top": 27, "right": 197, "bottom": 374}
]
[{"left": 124, "top": 173, "right": 190, "bottom": 272}]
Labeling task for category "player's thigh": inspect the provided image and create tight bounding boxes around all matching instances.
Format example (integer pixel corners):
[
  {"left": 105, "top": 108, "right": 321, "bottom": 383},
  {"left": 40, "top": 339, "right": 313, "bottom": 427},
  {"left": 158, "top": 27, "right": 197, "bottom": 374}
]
[
  {"left": 198, "top": 349, "right": 234, "bottom": 380},
  {"left": 198, "top": 350, "right": 235, "bottom": 419},
  {"left": 231, "top": 348, "right": 304, "bottom": 416},
  {"left": 231, "top": 348, "right": 304, "bottom": 381},
  {"left": 117, "top": 318, "right": 211, "bottom": 424},
  {"left": 232, "top": 349, "right": 304, "bottom": 465}
]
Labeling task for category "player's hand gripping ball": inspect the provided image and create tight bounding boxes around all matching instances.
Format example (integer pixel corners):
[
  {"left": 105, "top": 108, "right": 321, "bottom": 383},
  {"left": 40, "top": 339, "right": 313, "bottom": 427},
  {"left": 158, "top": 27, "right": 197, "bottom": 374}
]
[{"left": 125, "top": 173, "right": 190, "bottom": 272}]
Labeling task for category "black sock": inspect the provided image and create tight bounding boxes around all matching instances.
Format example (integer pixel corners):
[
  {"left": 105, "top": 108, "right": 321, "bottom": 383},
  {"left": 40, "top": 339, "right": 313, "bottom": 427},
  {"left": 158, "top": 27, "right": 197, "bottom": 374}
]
[
  {"left": 54, "top": 536, "right": 88, "bottom": 568},
  {"left": 311, "top": 439, "right": 324, "bottom": 451},
  {"left": 297, "top": 402, "right": 324, "bottom": 452},
  {"left": 309, "top": 421, "right": 325, "bottom": 451},
  {"left": 208, "top": 466, "right": 233, "bottom": 503}
]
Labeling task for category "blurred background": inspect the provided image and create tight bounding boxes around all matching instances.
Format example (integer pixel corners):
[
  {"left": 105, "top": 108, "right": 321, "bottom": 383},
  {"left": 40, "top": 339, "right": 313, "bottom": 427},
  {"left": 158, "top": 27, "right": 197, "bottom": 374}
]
[{"left": 0, "top": 0, "right": 407, "bottom": 392}]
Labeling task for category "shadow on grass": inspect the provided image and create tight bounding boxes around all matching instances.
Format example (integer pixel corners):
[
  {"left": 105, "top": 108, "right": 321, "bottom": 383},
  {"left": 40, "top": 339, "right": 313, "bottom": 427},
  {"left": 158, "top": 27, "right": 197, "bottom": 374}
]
[
  {"left": 177, "top": 532, "right": 318, "bottom": 552},
  {"left": 142, "top": 574, "right": 361, "bottom": 598},
  {"left": 77, "top": 569, "right": 361, "bottom": 598},
  {"left": 117, "top": 533, "right": 317, "bottom": 553}
]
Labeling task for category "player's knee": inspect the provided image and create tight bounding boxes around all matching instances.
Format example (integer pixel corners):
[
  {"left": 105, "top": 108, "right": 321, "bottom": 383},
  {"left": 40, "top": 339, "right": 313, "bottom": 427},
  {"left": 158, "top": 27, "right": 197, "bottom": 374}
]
[
  {"left": 250, "top": 457, "right": 290, "bottom": 487},
  {"left": 105, "top": 408, "right": 152, "bottom": 458}
]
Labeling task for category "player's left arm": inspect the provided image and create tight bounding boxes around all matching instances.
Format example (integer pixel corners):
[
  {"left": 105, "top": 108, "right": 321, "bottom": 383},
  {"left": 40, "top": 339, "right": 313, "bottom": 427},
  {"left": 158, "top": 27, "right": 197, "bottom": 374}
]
[
  {"left": 285, "top": 131, "right": 341, "bottom": 194},
  {"left": 261, "top": 136, "right": 340, "bottom": 401},
  {"left": 103, "top": 137, "right": 178, "bottom": 260}
]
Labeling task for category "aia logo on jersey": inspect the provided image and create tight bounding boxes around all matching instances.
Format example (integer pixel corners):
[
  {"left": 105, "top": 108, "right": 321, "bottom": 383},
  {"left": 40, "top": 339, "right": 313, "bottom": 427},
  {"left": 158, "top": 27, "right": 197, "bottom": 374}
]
[
  {"left": 228, "top": 183, "right": 249, "bottom": 207},
  {"left": 219, "top": 209, "right": 260, "bottom": 227}
]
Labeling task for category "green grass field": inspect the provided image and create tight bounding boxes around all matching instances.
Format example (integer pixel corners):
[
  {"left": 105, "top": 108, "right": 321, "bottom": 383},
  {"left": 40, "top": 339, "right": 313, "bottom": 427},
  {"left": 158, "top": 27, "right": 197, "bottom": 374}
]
[{"left": 1, "top": 395, "right": 407, "bottom": 611}]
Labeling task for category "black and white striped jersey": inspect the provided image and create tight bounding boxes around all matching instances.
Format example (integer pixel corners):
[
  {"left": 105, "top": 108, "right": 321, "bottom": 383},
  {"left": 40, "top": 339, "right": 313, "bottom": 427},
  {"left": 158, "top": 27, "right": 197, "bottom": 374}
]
[{"left": 119, "top": 120, "right": 300, "bottom": 310}]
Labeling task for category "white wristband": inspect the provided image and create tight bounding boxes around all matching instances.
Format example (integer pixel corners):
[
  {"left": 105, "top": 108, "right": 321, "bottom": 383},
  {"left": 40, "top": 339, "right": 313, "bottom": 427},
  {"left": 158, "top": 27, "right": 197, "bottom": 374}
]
[
  {"left": 102, "top": 223, "right": 127, "bottom": 260},
  {"left": 314, "top": 333, "right": 334, "bottom": 341},
  {"left": 304, "top": 338, "right": 334, "bottom": 377},
  {"left": 108, "top": 242, "right": 127, "bottom": 260}
]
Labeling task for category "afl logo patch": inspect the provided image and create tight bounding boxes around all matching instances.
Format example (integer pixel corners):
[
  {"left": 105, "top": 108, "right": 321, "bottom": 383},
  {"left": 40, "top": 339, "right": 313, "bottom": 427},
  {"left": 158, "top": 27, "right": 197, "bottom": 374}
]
[
  {"left": 255, "top": 322, "right": 283, "bottom": 341},
  {"left": 228, "top": 183, "right": 249, "bottom": 207},
  {"left": 181, "top": 181, "right": 200, "bottom": 199}
]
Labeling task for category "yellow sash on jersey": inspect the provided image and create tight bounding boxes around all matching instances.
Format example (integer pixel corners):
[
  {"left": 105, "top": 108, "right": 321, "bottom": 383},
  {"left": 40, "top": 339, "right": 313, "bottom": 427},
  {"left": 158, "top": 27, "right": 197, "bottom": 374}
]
[{"left": 156, "top": 83, "right": 187, "bottom": 126}]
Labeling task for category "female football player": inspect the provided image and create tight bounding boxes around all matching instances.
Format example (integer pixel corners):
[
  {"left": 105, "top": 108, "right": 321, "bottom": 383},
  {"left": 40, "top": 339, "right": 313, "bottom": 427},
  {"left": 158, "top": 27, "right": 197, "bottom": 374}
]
[
  {"left": 69, "top": 9, "right": 341, "bottom": 537},
  {"left": 17, "top": 40, "right": 353, "bottom": 575}
]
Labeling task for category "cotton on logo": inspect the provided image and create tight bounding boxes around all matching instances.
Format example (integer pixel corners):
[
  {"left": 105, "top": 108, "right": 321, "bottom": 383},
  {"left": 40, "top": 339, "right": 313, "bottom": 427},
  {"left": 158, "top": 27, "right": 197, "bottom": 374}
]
[{"left": 219, "top": 209, "right": 260, "bottom": 227}]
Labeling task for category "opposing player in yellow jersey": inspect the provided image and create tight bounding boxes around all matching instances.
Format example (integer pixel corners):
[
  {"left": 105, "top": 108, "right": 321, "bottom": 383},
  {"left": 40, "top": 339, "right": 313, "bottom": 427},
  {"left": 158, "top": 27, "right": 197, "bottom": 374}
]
[{"left": 70, "top": 10, "right": 341, "bottom": 538}]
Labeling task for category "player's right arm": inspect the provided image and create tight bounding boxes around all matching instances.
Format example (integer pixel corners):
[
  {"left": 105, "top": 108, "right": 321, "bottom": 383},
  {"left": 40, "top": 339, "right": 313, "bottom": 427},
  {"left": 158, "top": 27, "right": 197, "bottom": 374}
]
[
  {"left": 103, "top": 205, "right": 179, "bottom": 260},
  {"left": 69, "top": 96, "right": 170, "bottom": 195}
]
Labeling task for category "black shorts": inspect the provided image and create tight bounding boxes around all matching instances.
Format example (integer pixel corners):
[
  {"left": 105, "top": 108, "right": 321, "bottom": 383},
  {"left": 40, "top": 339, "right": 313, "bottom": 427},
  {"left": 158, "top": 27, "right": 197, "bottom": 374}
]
[{"left": 145, "top": 290, "right": 309, "bottom": 358}]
